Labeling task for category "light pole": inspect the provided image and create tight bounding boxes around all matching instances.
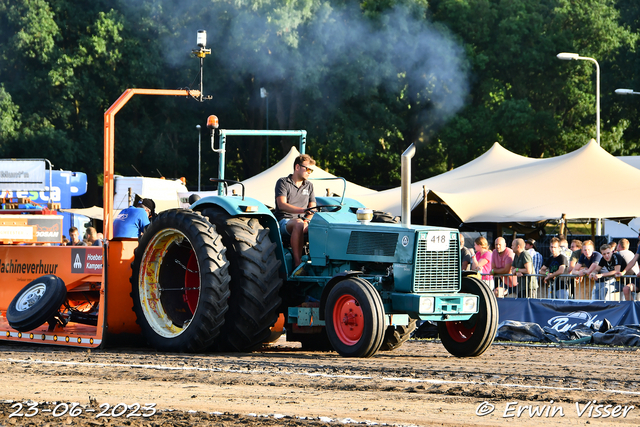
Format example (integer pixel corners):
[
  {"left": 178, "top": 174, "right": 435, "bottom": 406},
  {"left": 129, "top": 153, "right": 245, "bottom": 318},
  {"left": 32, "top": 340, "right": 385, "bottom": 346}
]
[
  {"left": 557, "top": 52, "right": 600, "bottom": 145},
  {"left": 260, "top": 87, "right": 269, "bottom": 167},
  {"left": 196, "top": 124, "right": 201, "bottom": 191},
  {"left": 615, "top": 88, "right": 640, "bottom": 96}
]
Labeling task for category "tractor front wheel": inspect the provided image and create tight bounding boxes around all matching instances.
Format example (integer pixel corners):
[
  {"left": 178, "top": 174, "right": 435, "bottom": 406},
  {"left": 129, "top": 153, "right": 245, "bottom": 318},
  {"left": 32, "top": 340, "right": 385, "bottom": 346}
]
[
  {"left": 325, "top": 278, "right": 385, "bottom": 358},
  {"left": 438, "top": 276, "right": 498, "bottom": 357}
]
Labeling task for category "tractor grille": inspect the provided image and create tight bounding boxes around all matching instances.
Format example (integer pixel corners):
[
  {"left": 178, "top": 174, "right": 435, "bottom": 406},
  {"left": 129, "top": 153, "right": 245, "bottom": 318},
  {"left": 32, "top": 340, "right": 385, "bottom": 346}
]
[
  {"left": 347, "top": 231, "right": 398, "bottom": 257},
  {"left": 413, "top": 233, "right": 460, "bottom": 292}
]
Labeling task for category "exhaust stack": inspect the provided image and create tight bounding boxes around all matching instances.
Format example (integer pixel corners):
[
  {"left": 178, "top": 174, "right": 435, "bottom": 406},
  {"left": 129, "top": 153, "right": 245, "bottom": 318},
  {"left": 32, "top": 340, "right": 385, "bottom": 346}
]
[{"left": 401, "top": 144, "right": 416, "bottom": 227}]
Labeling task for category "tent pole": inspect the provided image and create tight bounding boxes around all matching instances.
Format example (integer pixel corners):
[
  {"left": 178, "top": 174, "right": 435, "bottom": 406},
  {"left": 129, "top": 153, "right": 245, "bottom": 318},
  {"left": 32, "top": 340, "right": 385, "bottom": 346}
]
[{"left": 422, "top": 186, "right": 428, "bottom": 225}]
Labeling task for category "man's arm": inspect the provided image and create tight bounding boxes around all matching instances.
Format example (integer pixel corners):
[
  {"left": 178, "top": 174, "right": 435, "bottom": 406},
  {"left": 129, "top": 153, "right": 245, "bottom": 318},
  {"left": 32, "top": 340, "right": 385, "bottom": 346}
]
[
  {"left": 584, "top": 261, "right": 600, "bottom": 276},
  {"left": 304, "top": 200, "right": 317, "bottom": 220},
  {"left": 592, "top": 265, "right": 620, "bottom": 280},
  {"left": 275, "top": 196, "right": 307, "bottom": 215},
  {"left": 549, "top": 264, "right": 566, "bottom": 280},
  {"left": 570, "top": 262, "right": 584, "bottom": 275},
  {"left": 492, "top": 253, "right": 513, "bottom": 275},
  {"left": 515, "top": 261, "right": 533, "bottom": 277},
  {"left": 618, "top": 253, "right": 640, "bottom": 276}
]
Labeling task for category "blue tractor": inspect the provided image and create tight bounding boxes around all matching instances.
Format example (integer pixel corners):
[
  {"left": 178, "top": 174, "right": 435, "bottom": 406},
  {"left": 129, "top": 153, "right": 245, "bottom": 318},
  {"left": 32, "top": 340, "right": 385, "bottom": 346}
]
[{"left": 129, "top": 117, "right": 498, "bottom": 358}]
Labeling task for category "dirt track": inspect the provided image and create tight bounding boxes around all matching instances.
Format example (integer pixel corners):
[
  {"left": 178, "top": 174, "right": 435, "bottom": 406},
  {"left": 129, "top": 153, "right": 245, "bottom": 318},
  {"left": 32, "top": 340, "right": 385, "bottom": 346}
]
[{"left": 0, "top": 338, "right": 638, "bottom": 426}]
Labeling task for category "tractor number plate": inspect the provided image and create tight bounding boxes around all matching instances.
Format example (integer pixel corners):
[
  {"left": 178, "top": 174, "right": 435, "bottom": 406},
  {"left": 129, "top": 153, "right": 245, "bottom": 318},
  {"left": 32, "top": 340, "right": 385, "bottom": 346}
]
[{"left": 425, "top": 231, "right": 449, "bottom": 251}]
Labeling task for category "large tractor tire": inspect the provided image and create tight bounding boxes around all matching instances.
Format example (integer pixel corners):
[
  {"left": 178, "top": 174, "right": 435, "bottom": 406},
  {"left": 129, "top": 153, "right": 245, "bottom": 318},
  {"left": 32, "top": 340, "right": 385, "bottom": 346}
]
[
  {"left": 438, "top": 276, "right": 498, "bottom": 357},
  {"left": 130, "top": 209, "right": 231, "bottom": 353},
  {"left": 325, "top": 277, "right": 385, "bottom": 358},
  {"left": 203, "top": 208, "right": 283, "bottom": 352},
  {"left": 379, "top": 318, "right": 417, "bottom": 351},
  {"left": 7, "top": 275, "right": 67, "bottom": 332}
]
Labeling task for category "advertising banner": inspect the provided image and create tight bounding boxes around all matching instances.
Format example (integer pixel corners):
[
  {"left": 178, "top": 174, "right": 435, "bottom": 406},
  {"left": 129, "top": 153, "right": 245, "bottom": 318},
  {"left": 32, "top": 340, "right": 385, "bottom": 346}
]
[
  {"left": 0, "top": 170, "right": 87, "bottom": 208},
  {"left": 0, "top": 160, "right": 46, "bottom": 191},
  {"left": 0, "top": 215, "right": 62, "bottom": 243}
]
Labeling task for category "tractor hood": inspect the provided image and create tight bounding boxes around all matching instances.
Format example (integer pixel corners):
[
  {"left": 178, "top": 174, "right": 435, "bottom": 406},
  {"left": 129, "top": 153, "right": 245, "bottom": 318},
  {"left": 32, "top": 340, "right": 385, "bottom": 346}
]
[{"left": 307, "top": 211, "right": 458, "bottom": 267}]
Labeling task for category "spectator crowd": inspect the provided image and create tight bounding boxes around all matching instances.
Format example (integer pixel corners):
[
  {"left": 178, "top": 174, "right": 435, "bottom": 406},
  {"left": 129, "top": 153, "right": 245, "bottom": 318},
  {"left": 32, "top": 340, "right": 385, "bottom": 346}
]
[{"left": 461, "top": 234, "right": 640, "bottom": 301}]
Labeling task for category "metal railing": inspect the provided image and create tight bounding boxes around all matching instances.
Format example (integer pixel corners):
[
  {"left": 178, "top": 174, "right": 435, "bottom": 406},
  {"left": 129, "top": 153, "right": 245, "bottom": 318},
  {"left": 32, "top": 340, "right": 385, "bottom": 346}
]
[{"left": 480, "top": 273, "right": 640, "bottom": 301}]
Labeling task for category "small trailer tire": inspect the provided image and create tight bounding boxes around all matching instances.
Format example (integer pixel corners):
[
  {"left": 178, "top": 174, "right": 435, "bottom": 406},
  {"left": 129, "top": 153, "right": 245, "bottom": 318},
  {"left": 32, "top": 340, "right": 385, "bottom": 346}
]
[{"left": 7, "top": 275, "right": 67, "bottom": 332}]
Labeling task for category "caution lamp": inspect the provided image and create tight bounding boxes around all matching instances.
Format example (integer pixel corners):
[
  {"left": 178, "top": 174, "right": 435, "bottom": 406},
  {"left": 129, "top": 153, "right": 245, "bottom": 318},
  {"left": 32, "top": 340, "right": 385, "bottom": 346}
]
[{"left": 207, "top": 115, "right": 219, "bottom": 129}]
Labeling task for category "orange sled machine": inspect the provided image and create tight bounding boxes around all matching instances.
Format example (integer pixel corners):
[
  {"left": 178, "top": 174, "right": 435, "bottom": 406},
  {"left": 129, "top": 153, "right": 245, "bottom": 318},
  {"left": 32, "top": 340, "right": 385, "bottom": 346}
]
[{"left": 0, "top": 89, "right": 197, "bottom": 349}]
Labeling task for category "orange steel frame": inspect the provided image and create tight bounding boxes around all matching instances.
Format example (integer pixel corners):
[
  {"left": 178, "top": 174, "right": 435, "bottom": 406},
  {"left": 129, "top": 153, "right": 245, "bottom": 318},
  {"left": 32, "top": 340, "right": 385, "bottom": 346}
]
[{"left": 0, "top": 88, "right": 199, "bottom": 348}]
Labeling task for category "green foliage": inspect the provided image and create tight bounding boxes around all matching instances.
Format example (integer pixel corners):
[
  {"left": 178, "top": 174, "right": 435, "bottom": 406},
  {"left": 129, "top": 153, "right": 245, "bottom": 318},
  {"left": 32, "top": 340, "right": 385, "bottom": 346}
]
[{"left": 1, "top": 0, "right": 640, "bottom": 204}]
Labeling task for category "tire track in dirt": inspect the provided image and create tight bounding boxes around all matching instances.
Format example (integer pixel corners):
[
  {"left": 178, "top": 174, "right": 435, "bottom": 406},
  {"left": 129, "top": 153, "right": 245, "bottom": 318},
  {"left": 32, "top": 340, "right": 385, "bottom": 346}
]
[{"left": 0, "top": 340, "right": 638, "bottom": 426}]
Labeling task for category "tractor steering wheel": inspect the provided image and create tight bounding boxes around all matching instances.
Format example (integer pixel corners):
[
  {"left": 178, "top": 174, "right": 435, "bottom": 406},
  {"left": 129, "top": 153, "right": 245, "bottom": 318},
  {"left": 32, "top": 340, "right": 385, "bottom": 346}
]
[{"left": 304, "top": 204, "right": 342, "bottom": 215}]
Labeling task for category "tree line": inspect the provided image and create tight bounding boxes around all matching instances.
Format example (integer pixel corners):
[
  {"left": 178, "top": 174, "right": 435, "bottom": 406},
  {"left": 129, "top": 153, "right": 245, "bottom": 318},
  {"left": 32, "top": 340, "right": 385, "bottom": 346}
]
[{"left": 0, "top": 0, "right": 638, "bottom": 206}]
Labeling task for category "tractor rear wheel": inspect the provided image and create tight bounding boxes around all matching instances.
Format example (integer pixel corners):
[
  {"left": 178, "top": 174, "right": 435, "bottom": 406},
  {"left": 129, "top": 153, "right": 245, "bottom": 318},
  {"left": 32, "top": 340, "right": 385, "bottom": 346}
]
[
  {"left": 379, "top": 318, "right": 417, "bottom": 351},
  {"left": 325, "top": 277, "right": 385, "bottom": 358},
  {"left": 437, "top": 276, "right": 498, "bottom": 357},
  {"left": 203, "top": 209, "right": 283, "bottom": 352},
  {"left": 7, "top": 275, "right": 67, "bottom": 332},
  {"left": 131, "top": 209, "right": 230, "bottom": 352}
]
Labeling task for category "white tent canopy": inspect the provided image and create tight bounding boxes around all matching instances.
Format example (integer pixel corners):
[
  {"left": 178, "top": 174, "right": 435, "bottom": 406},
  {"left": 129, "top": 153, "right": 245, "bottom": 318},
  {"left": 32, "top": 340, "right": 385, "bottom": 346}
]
[
  {"left": 357, "top": 140, "right": 640, "bottom": 223},
  {"left": 618, "top": 155, "right": 640, "bottom": 170},
  {"left": 356, "top": 142, "right": 540, "bottom": 218}
]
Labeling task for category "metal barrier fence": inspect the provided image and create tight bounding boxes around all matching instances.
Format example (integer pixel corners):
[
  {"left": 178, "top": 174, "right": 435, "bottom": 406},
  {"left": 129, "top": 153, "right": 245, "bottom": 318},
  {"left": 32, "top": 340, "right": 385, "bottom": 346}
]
[{"left": 480, "top": 273, "right": 640, "bottom": 301}]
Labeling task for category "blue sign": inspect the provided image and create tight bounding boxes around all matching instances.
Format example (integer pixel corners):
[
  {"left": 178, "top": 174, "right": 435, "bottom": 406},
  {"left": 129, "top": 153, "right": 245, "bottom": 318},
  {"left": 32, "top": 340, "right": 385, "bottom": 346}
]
[{"left": 0, "top": 170, "right": 87, "bottom": 209}]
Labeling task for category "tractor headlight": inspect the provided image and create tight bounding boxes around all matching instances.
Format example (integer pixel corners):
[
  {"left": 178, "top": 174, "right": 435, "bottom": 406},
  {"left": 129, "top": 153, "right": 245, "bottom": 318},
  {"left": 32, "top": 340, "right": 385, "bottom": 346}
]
[
  {"left": 419, "top": 296, "right": 435, "bottom": 313},
  {"left": 462, "top": 296, "right": 477, "bottom": 313}
]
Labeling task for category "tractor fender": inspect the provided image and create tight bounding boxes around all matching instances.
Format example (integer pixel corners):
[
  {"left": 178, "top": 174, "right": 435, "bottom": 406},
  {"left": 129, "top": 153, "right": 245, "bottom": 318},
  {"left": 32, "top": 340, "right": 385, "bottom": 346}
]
[
  {"left": 191, "top": 195, "right": 280, "bottom": 246},
  {"left": 191, "top": 196, "right": 286, "bottom": 275},
  {"left": 318, "top": 271, "right": 364, "bottom": 321}
]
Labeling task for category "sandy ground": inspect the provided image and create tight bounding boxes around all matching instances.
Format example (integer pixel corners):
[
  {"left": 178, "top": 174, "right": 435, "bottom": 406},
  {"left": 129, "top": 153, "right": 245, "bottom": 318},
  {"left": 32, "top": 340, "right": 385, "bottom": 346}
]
[{"left": 0, "top": 338, "right": 638, "bottom": 426}]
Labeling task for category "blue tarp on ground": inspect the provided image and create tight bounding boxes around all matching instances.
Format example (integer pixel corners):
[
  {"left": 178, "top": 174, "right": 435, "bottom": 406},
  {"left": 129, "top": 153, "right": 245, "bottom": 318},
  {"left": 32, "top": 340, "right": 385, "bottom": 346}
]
[
  {"left": 413, "top": 299, "right": 640, "bottom": 345},
  {"left": 497, "top": 299, "right": 640, "bottom": 332},
  {"left": 496, "top": 299, "right": 640, "bottom": 345}
]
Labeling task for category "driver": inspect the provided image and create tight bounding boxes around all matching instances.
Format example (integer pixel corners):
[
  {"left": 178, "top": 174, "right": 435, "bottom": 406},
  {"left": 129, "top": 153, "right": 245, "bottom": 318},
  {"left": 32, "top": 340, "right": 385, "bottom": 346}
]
[{"left": 274, "top": 154, "right": 317, "bottom": 268}]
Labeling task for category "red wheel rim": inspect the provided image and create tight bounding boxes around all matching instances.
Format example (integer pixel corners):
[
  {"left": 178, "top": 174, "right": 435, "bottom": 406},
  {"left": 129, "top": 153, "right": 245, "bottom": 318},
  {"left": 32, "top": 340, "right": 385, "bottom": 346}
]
[
  {"left": 184, "top": 251, "right": 200, "bottom": 314},
  {"left": 445, "top": 320, "right": 476, "bottom": 343},
  {"left": 332, "top": 294, "right": 364, "bottom": 345}
]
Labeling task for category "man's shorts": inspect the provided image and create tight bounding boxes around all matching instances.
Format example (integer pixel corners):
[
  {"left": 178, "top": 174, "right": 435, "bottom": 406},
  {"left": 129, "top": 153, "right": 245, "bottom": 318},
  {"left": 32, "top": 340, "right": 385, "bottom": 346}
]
[{"left": 278, "top": 218, "right": 291, "bottom": 238}]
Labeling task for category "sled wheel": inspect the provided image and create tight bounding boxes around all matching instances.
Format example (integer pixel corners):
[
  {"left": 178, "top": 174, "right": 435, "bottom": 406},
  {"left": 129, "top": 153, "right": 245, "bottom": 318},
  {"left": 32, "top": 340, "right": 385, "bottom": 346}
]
[
  {"left": 371, "top": 211, "right": 399, "bottom": 224},
  {"left": 203, "top": 208, "right": 283, "bottom": 352},
  {"left": 379, "top": 318, "right": 417, "bottom": 351},
  {"left": 131, "top": 209, "right": 230, "bottom": 352},
  {"left": 325, "top": 277, "right": 385, "bottom": 358},
  {"left": 438, "top": 276, "right": 498, "bottom": 357},
  {"left": 7, "top": 275, "right": 67, "bottom": 332}
]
